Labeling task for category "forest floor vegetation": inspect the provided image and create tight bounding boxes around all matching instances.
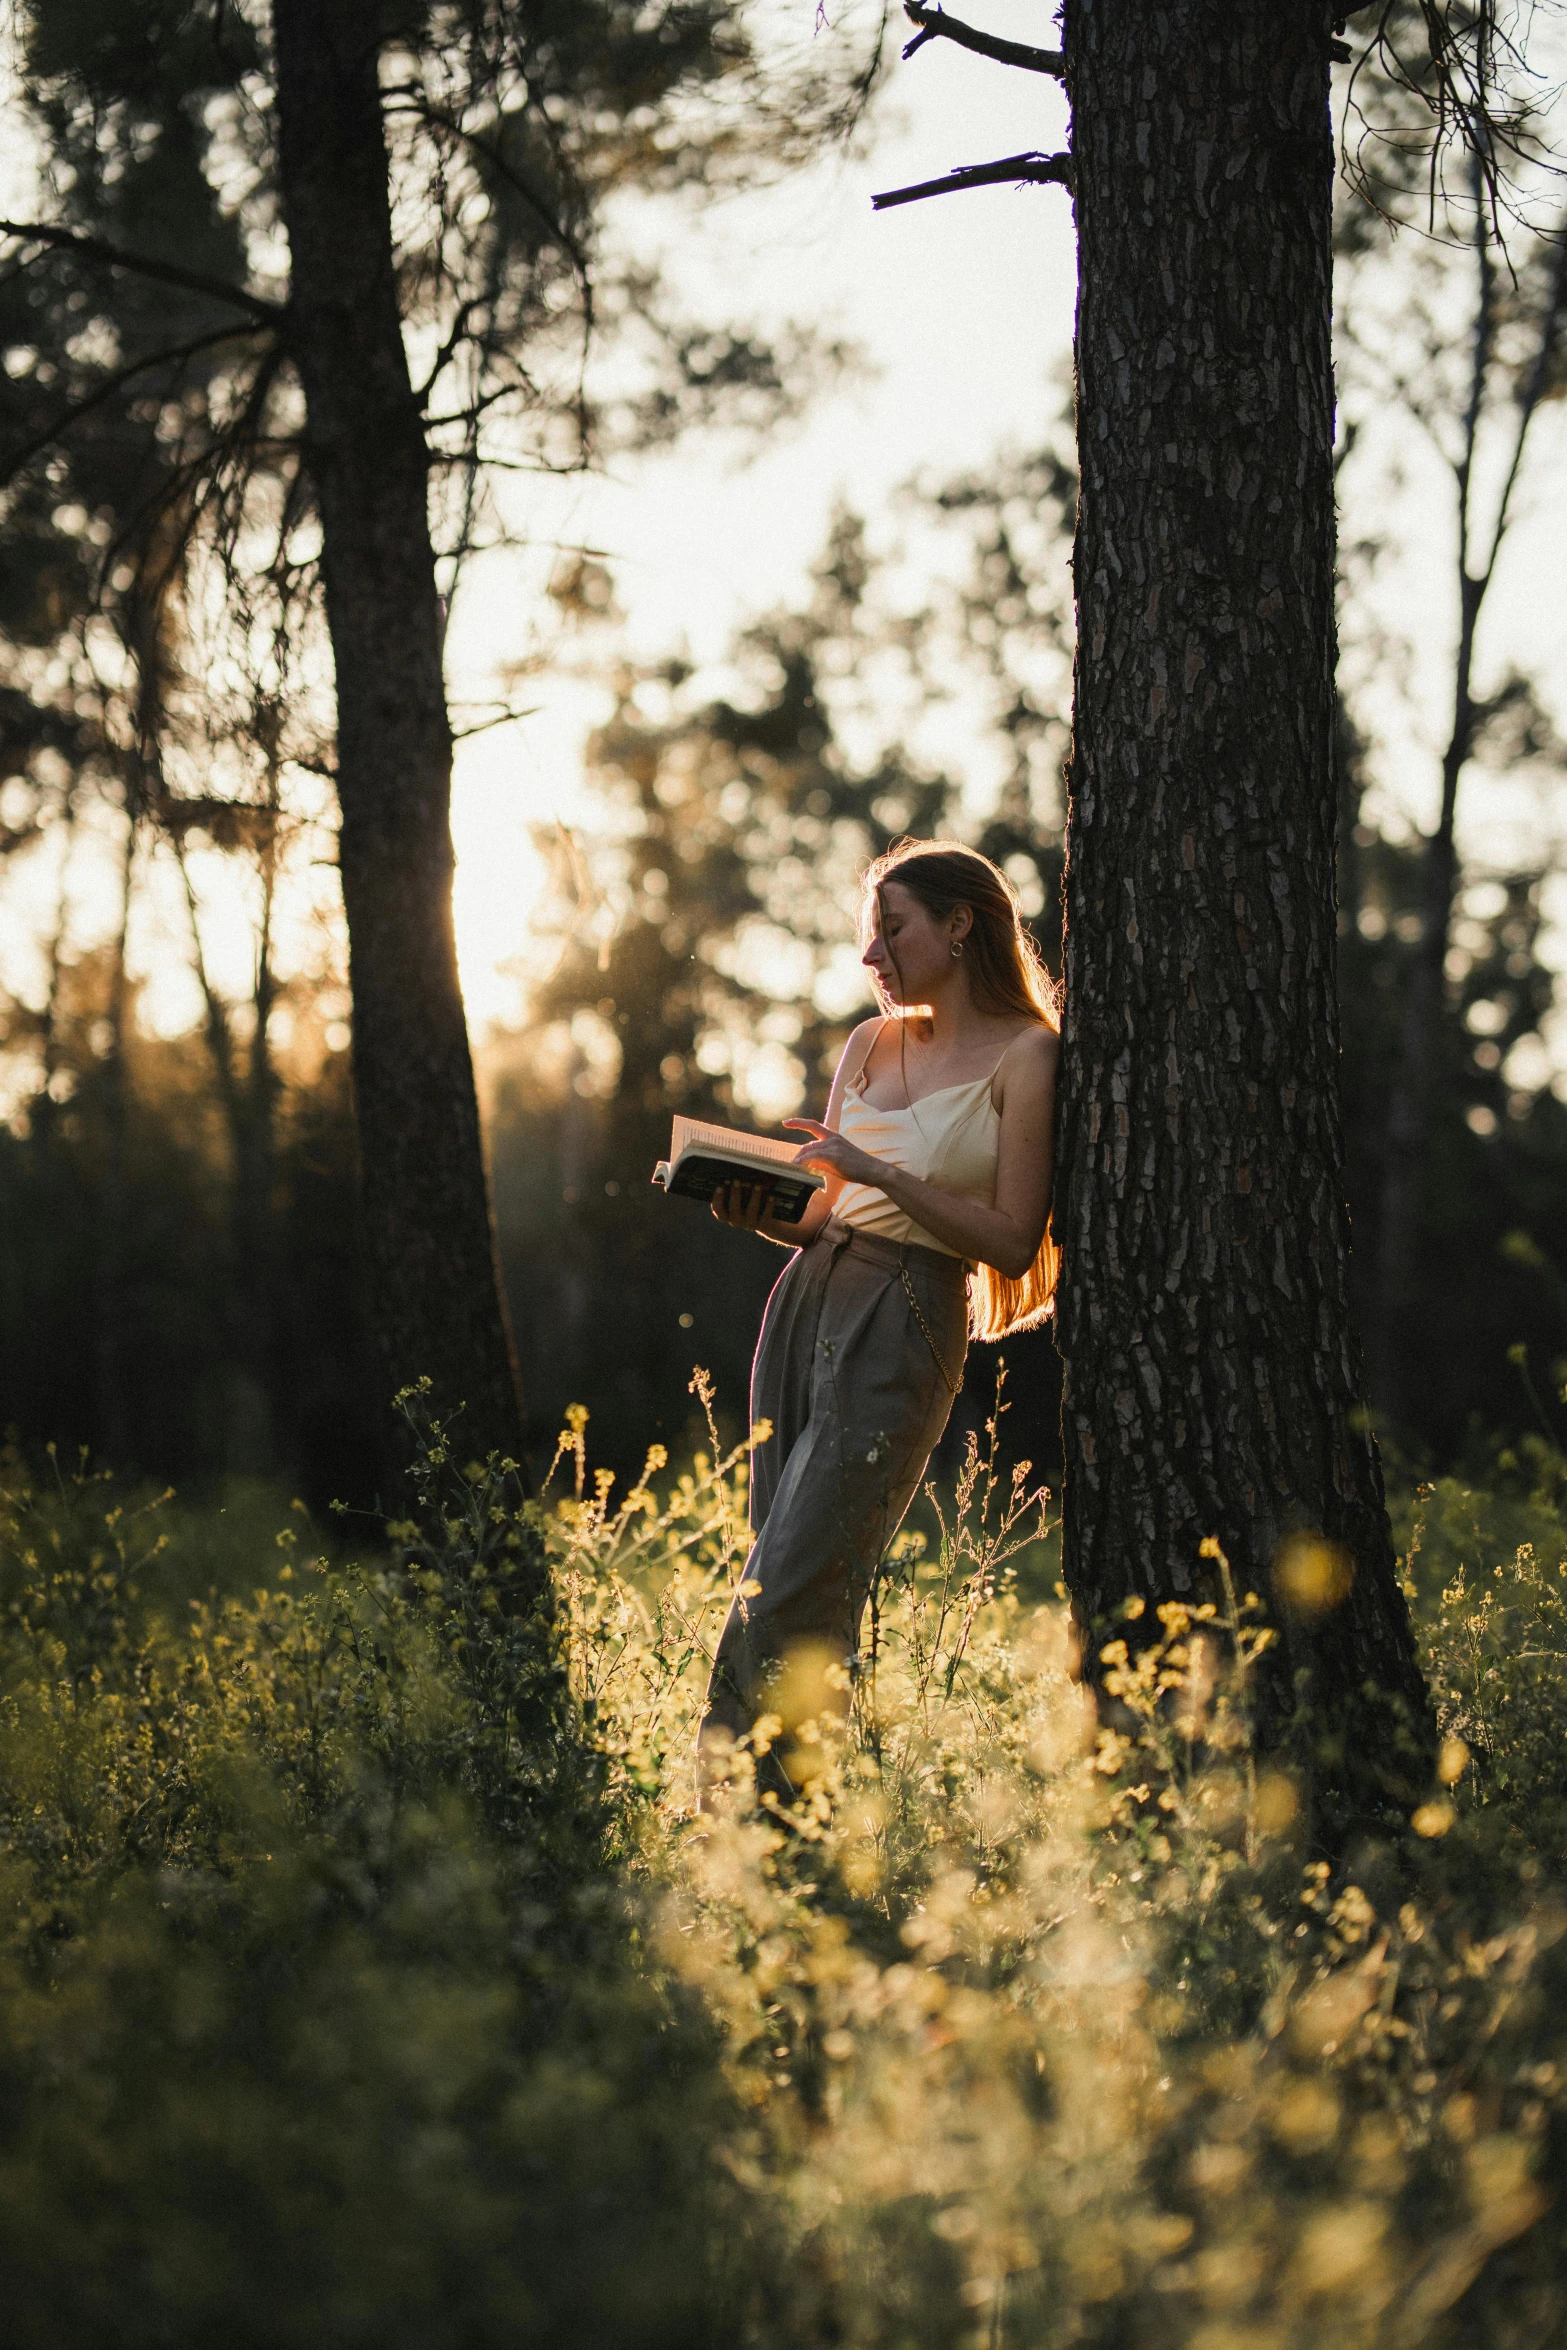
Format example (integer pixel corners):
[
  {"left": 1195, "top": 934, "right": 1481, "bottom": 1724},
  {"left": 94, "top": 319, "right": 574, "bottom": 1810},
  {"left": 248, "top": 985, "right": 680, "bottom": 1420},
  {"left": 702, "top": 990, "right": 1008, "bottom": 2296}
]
[{"left": 1, "top": 1382, "right": 1566, "bottom": 2346}]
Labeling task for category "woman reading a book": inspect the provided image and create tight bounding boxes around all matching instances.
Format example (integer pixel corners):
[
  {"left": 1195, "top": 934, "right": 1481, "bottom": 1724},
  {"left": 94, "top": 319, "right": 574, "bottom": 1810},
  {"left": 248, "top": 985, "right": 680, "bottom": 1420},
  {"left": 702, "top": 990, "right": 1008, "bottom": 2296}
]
[{"left": 699, "top": 838, "right": 1060, "bottom": 1804}]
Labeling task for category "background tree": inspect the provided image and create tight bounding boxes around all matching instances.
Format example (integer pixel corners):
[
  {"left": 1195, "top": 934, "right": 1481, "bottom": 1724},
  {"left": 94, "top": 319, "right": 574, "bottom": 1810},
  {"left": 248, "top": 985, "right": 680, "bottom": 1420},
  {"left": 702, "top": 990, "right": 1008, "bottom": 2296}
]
[
  {"left": 1, "top": 0, "right": 875, "bottom": 1476},
  {"left": 1354, "top": 186, "right": 1567, "bottom": 1427},
  {"left": 1337, "top": 758, "right": 1567, "bottom": 1469}
]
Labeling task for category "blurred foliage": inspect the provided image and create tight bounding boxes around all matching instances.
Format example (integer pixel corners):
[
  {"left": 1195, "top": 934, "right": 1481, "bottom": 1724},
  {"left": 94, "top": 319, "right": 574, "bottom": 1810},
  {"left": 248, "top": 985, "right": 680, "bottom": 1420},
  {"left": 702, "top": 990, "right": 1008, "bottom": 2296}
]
[
  {"left": 0, "top": 0, "right": 877, "bottom": 815},
  {"left": 3, "top": 1394, "right": 1567, "bottom": 2343},
  {"left": 7, "top": 474, "right": 1567, "bottom": 1498},
  {"left": 489, "top": 513, "right": 950, "bottom": 1467},
  {"left": 485, "top": 509, "right": 1067, "bottom": 1475},
  {"left": 0, "top": 1406, "right": 762, "bottom": 2347},
  {"left": 0, "top": 0, "right": 888, "bottom": 1504},
  {"left": 1335, "top": 718, "right": 1567, "bottom": 1469},
  {"left": 487, "top": 471, "right": 1076, "bottom": 1477},
  {"left": 0, "top": 954, "right": 380, "bottom": 1508}
]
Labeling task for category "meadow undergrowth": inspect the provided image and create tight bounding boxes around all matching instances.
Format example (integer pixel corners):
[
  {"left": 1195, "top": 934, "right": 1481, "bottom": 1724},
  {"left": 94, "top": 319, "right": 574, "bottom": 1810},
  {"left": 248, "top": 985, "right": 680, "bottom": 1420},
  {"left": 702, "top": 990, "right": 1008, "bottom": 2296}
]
[{"left": 0, "top": 1385, "right": 1565, "bottom": 2347}]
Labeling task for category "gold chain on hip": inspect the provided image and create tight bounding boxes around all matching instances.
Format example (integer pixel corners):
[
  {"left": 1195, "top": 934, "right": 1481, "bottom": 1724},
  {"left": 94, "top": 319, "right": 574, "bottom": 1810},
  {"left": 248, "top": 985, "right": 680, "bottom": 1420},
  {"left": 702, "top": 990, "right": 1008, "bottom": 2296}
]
[{"left": 900, "top": 1261, "right": 962, "bottom": 1394}]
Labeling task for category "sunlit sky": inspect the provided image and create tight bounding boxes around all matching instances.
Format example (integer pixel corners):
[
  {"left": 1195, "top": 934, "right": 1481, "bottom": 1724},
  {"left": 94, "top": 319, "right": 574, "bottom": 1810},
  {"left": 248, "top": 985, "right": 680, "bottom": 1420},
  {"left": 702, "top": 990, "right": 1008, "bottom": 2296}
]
[{"left": 4, "top": 20, "right": 1567, "bottom": 1090}]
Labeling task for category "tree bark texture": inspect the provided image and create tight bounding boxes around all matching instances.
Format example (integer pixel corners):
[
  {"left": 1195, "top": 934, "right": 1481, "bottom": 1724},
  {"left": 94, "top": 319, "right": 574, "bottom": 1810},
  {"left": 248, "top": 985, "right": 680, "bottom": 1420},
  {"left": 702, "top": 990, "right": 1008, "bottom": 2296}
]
[
  {"left": 1059, "top": 0, "right": 1430, "bottom": 1815},
  {"left": 269, "top": 0, "right": 527, "bottom": 1481}
]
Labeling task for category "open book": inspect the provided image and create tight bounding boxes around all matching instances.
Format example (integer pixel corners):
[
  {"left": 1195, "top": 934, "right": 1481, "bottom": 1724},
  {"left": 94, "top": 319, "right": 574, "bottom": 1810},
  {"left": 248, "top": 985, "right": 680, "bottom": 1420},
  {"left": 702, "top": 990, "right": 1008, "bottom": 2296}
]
[{"left": 652, "top": 1116, "right": 825, "bottom": 1224}]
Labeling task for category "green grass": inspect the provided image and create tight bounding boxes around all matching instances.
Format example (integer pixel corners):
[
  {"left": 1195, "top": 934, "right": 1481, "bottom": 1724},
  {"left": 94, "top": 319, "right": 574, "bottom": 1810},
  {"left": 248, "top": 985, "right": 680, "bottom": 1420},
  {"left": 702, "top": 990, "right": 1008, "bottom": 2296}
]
[{"left": 1, "top": 1391, "right": 1565, "bottom": 2347}]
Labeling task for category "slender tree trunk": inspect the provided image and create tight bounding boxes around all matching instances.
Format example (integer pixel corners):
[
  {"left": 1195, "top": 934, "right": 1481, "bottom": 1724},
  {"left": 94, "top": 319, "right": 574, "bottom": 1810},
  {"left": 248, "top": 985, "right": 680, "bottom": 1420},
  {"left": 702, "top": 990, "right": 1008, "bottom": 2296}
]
[
  {"left": 1368, "top": 194, "right": 1567, "bottom": 1423},
  {"left": 32, "top": 780, "right": 77, "bottom": 1155},
  {"left": 239, "top": 816, "right": 284, "bottom": 1464},
  {"left": 1333, "top": 696, "right": 1367, "bottom": 942},
  {"left": 94, "top": 815, "right": 136, "bottom": 1468},
  {"left": 1367, "top": 181, "right": 1491, "bottom": 1428},
  {"left": 176, "top": 829, "right": 280, "bottom": 1476},
  {"left": 1058, "top": 0, "right": 1429, "bottom": 1823},
  {"left": 269, "top": 0, "right": 527, "bottom": 1480},
  {"left": 1368, "top": 630, "right": 1476, "bottom": 1424}
]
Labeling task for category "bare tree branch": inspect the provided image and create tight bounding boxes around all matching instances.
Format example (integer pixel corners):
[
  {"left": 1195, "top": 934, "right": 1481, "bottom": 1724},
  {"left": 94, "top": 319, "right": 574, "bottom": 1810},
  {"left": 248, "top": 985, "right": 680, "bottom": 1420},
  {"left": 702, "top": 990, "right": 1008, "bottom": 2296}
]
[
  {"left": 416, "top": 295, "right": 483, "bottom": 406},
  {"left": 379, "top": 90, "right": 592, "bottom": 289},
  {"left": 380, "top": 85, "right": 596, "bottom": 465},
  {"left": 1485, "top": 222, "right": 1567, "bottom": 568},
  {"left": 424, "top": 385, "right": 519, "bottom": 433},
  {"left": 872, "top": 150, "right": 1072, "bottom": 211},
  {"left": 0, "top": 219, "right": 283, "bottom": 321},
  {"left": 1337, "top": 0, "right": 1552, "bottom": 236},
  {"left": 0, "top": 325, "right": 263, "bottom": 486},
  {"left": 449, "top": 703, "right": 540, "bottom": 742},
  {"left": 901, "top": 3, "right": 1064, "bottom": 77}
]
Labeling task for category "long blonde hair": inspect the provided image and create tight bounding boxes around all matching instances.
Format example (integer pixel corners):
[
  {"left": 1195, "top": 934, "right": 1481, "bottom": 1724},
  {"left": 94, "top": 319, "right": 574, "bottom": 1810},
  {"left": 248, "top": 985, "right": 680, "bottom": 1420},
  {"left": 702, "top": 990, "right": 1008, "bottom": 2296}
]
[{"left": 860, "top": 839, "right": 1061, "bottom": 1341}]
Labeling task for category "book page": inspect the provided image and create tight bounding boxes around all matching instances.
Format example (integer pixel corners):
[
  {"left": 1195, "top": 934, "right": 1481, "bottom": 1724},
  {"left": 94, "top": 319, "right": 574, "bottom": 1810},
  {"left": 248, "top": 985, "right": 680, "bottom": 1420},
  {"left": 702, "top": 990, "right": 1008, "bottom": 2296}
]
[{"left": 669, "top": 1116, "right": 804, "bottom": 1170}]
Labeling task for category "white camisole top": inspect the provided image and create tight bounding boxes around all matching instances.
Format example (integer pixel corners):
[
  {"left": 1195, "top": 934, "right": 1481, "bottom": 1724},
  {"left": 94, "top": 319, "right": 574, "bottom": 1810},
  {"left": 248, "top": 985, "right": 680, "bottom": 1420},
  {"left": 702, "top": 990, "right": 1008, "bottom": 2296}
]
[{"left": 831, "top": 1023, "right": 1006, "bottom": 1259}]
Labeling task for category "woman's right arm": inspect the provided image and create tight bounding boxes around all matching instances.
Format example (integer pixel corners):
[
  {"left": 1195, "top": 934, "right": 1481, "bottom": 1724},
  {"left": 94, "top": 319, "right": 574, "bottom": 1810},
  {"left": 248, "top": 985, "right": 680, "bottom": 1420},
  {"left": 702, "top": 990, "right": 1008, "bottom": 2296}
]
[{"left": 710, "top": 1017, "right": 880, "bottom": 1247}]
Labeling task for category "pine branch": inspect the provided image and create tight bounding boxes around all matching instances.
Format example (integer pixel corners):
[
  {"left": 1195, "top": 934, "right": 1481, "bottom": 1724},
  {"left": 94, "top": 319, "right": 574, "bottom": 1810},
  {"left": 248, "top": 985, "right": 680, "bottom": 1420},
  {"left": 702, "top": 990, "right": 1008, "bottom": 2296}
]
[
  {"left": 380, "top": 90, "right": 591, "bottom": 288},
  {"left": 449, "top": 704, "right": 541, "bottom": 743},
  {"left": 0, "top": 324, "right": 261, "bottom": 486},
  {"left": 0, "top": 219, "right": 283, "bottom": 321},
  {"left": 900, "top": 3, "right": 1064, "bottom": 77},
  {"left": 872, "top": 151, "right": 1072, "bottom": 212}
]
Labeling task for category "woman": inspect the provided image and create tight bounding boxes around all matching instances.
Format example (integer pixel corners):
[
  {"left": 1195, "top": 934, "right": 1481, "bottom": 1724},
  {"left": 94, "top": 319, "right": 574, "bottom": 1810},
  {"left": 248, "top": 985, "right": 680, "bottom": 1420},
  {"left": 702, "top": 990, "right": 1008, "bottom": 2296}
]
[{"left": 699, "top": 838, "right": 1060, "bottom": 1803}]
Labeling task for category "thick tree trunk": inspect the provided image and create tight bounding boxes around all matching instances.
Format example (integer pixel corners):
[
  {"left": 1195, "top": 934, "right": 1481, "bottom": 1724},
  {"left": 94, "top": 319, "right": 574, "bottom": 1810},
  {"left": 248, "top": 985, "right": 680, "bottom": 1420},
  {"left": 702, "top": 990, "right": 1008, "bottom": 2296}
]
[
  {"left": 1058, "top": 0, "right": 1430, "bottom": 1823},
  {"left": 269, "top": 0, "right": 527, "bottom": 1481}
]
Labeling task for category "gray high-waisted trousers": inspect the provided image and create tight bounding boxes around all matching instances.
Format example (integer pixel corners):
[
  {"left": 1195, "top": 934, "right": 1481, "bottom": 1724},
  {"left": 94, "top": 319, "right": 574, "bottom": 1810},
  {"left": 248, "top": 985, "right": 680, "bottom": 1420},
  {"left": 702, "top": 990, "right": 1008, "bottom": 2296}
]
[{"left": 701, "top": 1217, "right": 969, "bottom": 1769}]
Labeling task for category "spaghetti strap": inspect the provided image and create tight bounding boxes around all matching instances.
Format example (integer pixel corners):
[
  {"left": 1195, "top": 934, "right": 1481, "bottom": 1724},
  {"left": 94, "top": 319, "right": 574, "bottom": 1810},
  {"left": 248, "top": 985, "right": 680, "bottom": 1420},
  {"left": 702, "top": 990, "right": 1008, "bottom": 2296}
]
[
  {"left": 847, "top": 1021, "right": 1025, "bottom": 1112},
  {"left": 986, "top": 1027, "right": 1025, "bottom": 1107},
  {"left": 842, "top": 1017, "right": 888, "bottom": 1097}
]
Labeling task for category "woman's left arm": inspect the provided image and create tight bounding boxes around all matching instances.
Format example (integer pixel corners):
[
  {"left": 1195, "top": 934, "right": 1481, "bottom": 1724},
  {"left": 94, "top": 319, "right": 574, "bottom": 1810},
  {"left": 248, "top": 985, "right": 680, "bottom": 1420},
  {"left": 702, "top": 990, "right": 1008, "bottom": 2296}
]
[{"left": 787, "top": 1026, "right": 1059, "bottom": 1277}]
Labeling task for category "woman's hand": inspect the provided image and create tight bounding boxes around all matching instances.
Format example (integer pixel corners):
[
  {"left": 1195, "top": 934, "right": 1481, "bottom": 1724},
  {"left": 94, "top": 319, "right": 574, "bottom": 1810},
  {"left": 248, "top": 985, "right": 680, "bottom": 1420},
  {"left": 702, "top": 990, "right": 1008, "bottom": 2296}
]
[
  {"left": 783, "top": 1119, "right": 883, "bottom": 1188},
  {"left": 709, "top": 1115, "right": 885, "bottom": 1240},
  {"left": 711, "top": 1180, "right": 775, "bottom": 1230}
]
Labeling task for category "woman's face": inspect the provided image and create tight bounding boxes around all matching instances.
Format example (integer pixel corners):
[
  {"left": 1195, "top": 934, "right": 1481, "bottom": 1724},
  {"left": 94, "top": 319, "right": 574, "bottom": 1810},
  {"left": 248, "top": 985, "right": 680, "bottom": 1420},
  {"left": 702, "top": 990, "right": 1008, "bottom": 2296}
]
[{"left": 862, "top": 880, "right": 963, "bottom": 1005}]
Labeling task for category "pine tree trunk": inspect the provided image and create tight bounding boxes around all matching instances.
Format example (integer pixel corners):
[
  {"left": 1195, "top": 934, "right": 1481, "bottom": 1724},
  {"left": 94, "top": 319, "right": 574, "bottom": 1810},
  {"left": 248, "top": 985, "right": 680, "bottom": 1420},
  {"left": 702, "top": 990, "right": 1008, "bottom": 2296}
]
[
  {"left": 1058, "top": 0, "right": 1430, "bottom": 1822},
  {"left": 269, "top": 0, "right": 527, "bottom": 1482}
]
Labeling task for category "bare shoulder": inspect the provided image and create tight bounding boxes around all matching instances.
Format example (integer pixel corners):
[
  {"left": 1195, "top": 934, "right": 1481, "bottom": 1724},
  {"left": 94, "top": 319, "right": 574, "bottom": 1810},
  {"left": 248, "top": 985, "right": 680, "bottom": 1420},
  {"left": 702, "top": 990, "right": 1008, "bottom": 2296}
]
[{"left": 993, "top": 1020, "right": 1060, "bottom": 1109}]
